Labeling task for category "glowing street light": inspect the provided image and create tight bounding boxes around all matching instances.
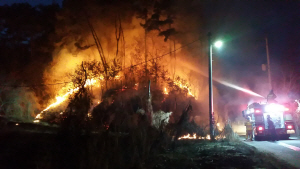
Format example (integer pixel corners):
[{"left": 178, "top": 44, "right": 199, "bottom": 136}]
[
  {"left": 214, "top": 40, "right": 223, "bottom": 48},
  {"left": 207, "top": 33, "right": 223, "bottom": 141}
]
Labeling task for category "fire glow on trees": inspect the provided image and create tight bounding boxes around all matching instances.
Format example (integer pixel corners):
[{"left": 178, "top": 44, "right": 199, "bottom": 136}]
[
  {"left": 173, "top": 80, "right": 194, "bottom": 97},
  {"left": 37, "top": 0, "right": 234, "bottom": 122},
  {"left": 36, "top": 74, "right": 197, "bottom": 119}
]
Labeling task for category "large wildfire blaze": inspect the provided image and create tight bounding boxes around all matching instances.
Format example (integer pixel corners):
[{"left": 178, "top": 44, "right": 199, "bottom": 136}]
[
  {"left": 36, "top": 73, "right": 196, "bottom": 119},
  {"left": 35, "top": 0, "right": 263, "bottom": 124},
  {"left": 37, "top": 1, "right": 206, "bottom": 119}
]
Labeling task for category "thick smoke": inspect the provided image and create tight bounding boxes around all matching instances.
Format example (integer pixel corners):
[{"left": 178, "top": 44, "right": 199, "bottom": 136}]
[
  {"left": 5, "top": 88, "right": 41, "bottom": 121},
  {"left": 42, "top": 0, "right": 225, "bottom": 124}
]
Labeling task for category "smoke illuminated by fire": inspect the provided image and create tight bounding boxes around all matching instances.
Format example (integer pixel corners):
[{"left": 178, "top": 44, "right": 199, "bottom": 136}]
[{"left": 38, "top": 1, "right": 263, "bottom": 124}]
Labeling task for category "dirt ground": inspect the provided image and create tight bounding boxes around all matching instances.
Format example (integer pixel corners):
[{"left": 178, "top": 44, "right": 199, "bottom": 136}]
[
  {"left": 0, "top": 128, "right": 297, "bottom": 169},
  {"left": 146, "top": 139, "right": 297, "bottom": 169}
]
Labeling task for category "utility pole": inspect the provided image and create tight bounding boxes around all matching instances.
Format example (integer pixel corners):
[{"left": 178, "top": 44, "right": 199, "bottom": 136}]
[
  {"left": 265, "top": 38, "right": 272, "bottom": 90},
  {"left": 207, "top": 32, "right": 215, "bottom": 141}
]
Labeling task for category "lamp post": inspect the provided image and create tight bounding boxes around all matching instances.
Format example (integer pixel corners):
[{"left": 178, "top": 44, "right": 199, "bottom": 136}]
[{"left": 207, "top": 32, "right": 222, "bottom": 141}]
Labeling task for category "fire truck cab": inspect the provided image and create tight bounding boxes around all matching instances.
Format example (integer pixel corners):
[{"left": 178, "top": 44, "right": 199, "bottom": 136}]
[{"left": 242, "top": 102, "right": 295, "bottom": 141}]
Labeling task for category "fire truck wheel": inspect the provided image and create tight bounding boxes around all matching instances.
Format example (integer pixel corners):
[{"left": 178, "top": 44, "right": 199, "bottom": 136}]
[
  {"left": 281, "top": 134, "right": 290, "bottom": 140},
  {"left": 254, "top": 135, "right": 263, "bottom": 141},
  {"left": 252, "top": 130, "right": 263, "bottom": 141}
]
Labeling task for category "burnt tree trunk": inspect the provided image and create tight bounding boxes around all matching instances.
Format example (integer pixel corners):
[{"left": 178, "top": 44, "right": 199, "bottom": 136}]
[
  {"left": 146, "top": 80, "right": 153, "bottom": 125},
  {"left": 175, "top": 104, "right": 192, "bottom": 140}
]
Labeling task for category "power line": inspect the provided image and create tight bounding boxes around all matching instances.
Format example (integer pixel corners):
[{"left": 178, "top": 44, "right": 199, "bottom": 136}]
[
  {"left": 0, "top": 38, "right": 200, "bottom": 88},
  {"left": 121, "top": 38, "right": 200, "bottom": 70},
  {"left": 0, "top": 81, "right": 71, "bottom": 88}
]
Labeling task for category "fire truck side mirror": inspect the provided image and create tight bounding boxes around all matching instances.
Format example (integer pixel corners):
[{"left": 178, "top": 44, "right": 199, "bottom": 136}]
[{"left": 242, "top": 111, "right": 245, "bottom": 117}]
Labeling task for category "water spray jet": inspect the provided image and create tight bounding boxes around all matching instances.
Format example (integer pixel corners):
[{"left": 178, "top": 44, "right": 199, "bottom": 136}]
[{"left": 214, "top": 79, "right": 264, "bottom": 98}]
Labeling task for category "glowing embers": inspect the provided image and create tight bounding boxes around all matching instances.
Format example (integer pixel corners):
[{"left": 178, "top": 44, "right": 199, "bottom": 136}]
[
  {"left": 178, "top": 133, "right": 197, "bottom": 140},
  {"left": 134, "top": 83, "right": 138, "bottom": 90},
  {"left": 177, "top": 134, "right": 212, "bottom": 140}
]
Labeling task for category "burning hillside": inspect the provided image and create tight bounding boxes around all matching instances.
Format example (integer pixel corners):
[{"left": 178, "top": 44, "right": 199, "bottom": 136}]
[
  {"left": 35, "top": 0, "right": 219, "bottom": 124},
  {"left": 22, "top": 0, "right": 266, "bottom": 127},
  {"left": 4, "top": 2, "right": 300, "bottom": 169}
]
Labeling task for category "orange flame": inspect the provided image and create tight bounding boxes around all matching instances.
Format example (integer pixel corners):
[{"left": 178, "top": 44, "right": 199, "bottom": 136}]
[
  {"left": 177, "top": 134, "right": 225, "bottom": 140},
  {"left": 36, "top": 78, "right": 97, "bottom": 119},
  {"left": 36, "top": 72, "right": 197, "bottom": 120},
  {"left": 164, "top": 87, "right": 168, "bottom": 95},
  {"left": 173, "top": 80, "right": 195, "bottom": 98},
  {"left": 178, "top": 133, "right": 197, "bottom": 140},
  {"left": 178, "top": 133, "right": 207, "bottom": 140}
]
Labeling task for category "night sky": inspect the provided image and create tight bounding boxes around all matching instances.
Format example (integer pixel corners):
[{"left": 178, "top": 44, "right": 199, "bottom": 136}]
[
  {"left": 202, "top": 1, "right": 300, "bottom": 98},
  {"left": 206, "top": 2, "right": 300, "bottom": 71},
  {"left": 2, "top": 0, "right": 298, "bottom": 67},
  {"left": 0, "top": 0, "right": 62, "bottom": 6}
]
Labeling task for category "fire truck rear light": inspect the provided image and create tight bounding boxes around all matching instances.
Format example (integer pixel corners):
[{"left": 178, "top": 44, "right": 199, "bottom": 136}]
[
  {"left": 287, "top": 125, "right": 293, "bottom": 129},
  {"left": 255, "top": 109, "right": 261, "bottom": 113},
  {"left": 258, "top": 127, "right": 263, "bottom": 131}
]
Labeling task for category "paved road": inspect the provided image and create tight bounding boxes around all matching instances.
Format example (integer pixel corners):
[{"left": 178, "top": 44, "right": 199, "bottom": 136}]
[{"left": 242, "top": 136, "right": 300, "bottom": 168}]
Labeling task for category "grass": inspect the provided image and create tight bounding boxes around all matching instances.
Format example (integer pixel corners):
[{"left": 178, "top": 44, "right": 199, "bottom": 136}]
[{"left": 0, "top": 122, "right": 297, "bottom": 169}]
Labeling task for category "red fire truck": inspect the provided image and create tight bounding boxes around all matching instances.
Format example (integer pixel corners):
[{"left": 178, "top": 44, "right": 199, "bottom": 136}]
[{"left": 242, "top": 102, "right": 295, "bottom": 140}]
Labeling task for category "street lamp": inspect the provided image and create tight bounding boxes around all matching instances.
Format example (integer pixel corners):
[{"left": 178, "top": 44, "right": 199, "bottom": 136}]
[
  {"left": 214, "top": 40, "right": 223, "bottom": 48},
  {"left": 207, "top": 32, "right": 222, "bottom": 141}
]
